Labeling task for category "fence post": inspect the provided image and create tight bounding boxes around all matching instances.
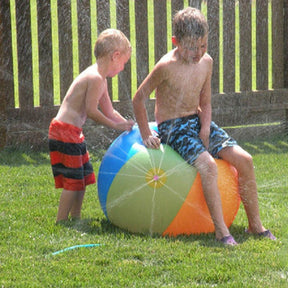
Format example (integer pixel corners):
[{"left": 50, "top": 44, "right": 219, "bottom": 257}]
[
  {"left": 189, "top": 0, "right": 201, "bottom": 10},
  {"left": 223, "top": 0, "right": 235, "bottom": 92},
  {"left": 154, "top": 0, "right": 167, "bottom": 63},
  {"left": 135, "top": 0, "right": 149, "bottom": 87},
  {"left": 284, "top": 0, "right": 288, "bottom": 88},
  {"left": 117, "top": 0, "right": 132, "bottom": 105},
  {"left": 96, "top": 0, "right": 113, "bottom": 99},
  {"left": 207, "top": 0, "right": 220, "bottom": 93},
  {"left": 37, "top": 1, "right": 54, "bottom": 107},
  {"left": 0, "top": 0, "right": 14, "bottom": 149},
  {"left": 58, "top": 1, "right": 73, "bottom": 102},
  {"left": 77, "top": 0, "right": 92, "bottom": 73},
  {"left": 256, "top": 0, "right": 269, "bottom": 90},
  {"left": 239, "top": 0, "right": 252, "bottom": 91},
  {"left": 16, "top": 0, "right": 34, "bottom": 108}
]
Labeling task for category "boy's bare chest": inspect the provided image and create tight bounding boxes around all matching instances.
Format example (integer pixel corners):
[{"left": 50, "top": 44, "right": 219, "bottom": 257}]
[{"left": 167, "top": 69, "right": 205, "bottom": 95}]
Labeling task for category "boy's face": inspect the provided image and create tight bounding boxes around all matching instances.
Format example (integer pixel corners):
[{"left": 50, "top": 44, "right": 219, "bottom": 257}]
[{"left": 173, "top": 35, "right": 208, "bottom": 64}]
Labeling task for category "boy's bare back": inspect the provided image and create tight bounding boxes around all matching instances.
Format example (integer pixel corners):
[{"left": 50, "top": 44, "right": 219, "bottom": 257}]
[{"left": 55, "top": 64, "right": 107, "bottom": 128}]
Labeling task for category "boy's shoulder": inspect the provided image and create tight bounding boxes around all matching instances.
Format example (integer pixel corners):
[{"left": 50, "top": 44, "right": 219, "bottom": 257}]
[
  {"left": 154, "top": 50, "right": 178, "bottom": 73},
  {"left": 76, "top": 64, "right": 103, "bottom": 84},
  {"left": 202, "top": 53, "right": 213, "bottom": 62},
  {"left": 201, "top": 53, "right": 213, "bottom": 72},
  {"left": 159, "top": 49, "right": 177, "bottom": 63},
  {"left": 200, "top": 53, "right": 213, "bottom": 68}
]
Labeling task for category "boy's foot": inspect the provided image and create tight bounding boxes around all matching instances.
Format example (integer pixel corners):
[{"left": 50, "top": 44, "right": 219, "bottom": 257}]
[
  {"left": 245, "top": 229, "right": 276, "bottom": 240},
  {"left": 258, "top": 229, "right": 276, "bottom": 240},
  {"left": 218, "top": 235, "right": 238, "bottom": 246}
]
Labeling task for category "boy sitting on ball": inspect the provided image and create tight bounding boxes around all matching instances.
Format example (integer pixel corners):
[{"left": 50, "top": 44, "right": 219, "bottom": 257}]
[{"left": 133, "top": 7, "right": 275, "bottom": 245}]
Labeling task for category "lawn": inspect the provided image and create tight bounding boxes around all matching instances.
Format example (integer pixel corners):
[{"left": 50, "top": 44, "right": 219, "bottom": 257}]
[
  {"left": 3, "top": 1, "right": 286, "bottom": 286},
  {"left": 0, "top": 135, "right": 287, "bottom": 287}
]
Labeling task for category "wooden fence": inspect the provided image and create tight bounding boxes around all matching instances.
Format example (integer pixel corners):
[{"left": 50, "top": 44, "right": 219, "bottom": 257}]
[{"left": 0, "top": 0, "right": 288, "bottom": 150}]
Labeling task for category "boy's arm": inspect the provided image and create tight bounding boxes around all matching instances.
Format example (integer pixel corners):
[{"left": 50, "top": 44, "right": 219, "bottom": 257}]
[
  {"left": 133, "top": 65, "right": 164, "bottom": 148},
  {"left": 99, "top": 92, "right": 135, "bottom": 130},
  {"left": 86, "top": 77, "right": 134, "bottom": 131},
  {"left": 198, "top": 58, "right": 213, "bottom": 148}
]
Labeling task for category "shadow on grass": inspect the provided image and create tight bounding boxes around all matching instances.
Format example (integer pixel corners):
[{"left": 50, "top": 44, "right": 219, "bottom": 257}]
[
  {"left": 62, "top": 217, "right": 251, "bottom": 247},
  {"left": 0, "top": 147, "right": 51, "bottom": 166},
  {"left": 0, "top": 146, "right": 105, "bottom": 167},
  {"left": 238, "top": 135, "right": 288, "bottom": 155}
]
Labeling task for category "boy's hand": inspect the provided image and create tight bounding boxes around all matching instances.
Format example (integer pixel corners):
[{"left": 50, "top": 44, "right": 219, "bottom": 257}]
[
  {"left": 143, "top": 135, "right": 161, "bottom": 149},
  {"left": 115, "top": 120, "right": 135, "bottom": 131}
]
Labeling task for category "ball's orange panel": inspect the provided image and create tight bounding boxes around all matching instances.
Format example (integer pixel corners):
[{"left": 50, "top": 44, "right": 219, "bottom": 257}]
[{"left": 163, "top": 159, "right": 240, "bottom": 236}]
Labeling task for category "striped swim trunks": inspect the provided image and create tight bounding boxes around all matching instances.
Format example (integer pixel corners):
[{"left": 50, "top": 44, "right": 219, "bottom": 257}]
[
  {"left": 158, "top": 114, "right": 237, "bottom": 165},
  {"left": 48, "top": 119, "right": 96, "bottom": 191}
]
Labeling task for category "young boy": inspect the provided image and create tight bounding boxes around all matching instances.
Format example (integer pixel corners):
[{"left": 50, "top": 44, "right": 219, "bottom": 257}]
[
  {"left": 49, "top": 29, "right": 134, "bottom": 223},
  {"left": 132, "top": 7, "right": 275, "bottom": 245}
]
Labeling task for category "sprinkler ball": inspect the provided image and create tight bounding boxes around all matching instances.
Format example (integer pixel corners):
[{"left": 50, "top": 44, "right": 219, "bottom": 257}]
[{"left": 97, "top": 123, "right": 240, "bottom": 236}]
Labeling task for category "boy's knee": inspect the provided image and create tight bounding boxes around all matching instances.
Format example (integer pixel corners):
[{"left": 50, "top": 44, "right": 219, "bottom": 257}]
[
  {"left": 234, "top": 150, "right": 254, "bottom": 174},
  {"left": 240, "top": 151, "right": 253, "bottom": 167}
]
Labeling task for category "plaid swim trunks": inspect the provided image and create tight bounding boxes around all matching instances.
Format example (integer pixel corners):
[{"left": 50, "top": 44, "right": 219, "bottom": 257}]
[
  {"left": 158, "top": 114, "right": 237, "bottom": 165},
  {"left": 48, "top": 119, "right": 96, "bottom": 191}
]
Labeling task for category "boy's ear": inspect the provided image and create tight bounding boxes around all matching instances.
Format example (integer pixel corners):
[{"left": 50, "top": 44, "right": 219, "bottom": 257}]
[
  {"left": 172, "top": 36, "right": 178, "bottom": 47},
  {"left": 112, "top": 50, "right": 121, "bottom": 61}
]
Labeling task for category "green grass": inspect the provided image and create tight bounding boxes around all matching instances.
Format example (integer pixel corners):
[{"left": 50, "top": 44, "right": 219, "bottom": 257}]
[{"left": 1, "top": 136, "right": 288, "bottom": 287}]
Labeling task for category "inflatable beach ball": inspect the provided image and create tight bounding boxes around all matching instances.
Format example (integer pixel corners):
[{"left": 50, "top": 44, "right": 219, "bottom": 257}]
[{"left": 97, "top": 123, "right": 240, "bottom": 236}]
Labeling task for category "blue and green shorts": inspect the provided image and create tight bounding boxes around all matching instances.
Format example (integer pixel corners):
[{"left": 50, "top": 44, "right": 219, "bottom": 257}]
[{"left": 157, "top": 114, "right": 237, "bottom": 165}]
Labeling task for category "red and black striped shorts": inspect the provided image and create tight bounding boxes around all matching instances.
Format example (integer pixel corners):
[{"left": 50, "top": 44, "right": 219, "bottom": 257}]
[{"left": 48, "top": 119, "right": 96, "bottom": 191}]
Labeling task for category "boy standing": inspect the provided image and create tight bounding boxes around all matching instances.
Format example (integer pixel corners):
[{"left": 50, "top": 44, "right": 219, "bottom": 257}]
[
  {"left": 49, "top": 29, "right": 134, "bottom": 223},
  {"left": 132, "top": 8, "right": 275, "bottom": 245}
]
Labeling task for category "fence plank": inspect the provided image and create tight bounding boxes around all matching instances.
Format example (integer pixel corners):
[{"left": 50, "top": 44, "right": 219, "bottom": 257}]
[
  {"left": 77, "top": 0, "right": 92, "bottom": 73},
  {"left": 207, "top": 0, "right": 219, "bottom": 93},
  {"left": 171, "top": 0, "right": 184, "bottom": 34},
  {"left": 116, "top": 0, "right": 132, "bottom": 104},
  {"left": 37, "top": 1, "right": 53, "bottom": 107},
  {"left": 16, "top": 0, "right": 34, "bottom": 108},
  {"left": 0, "top": 0, "right": 14, "bottom": 148},
  {"left": 0, "top": 0, "right": 14, "bottom": 109},
  {"left": 171, "top": 0, "right": 184, "bottom": 16},
  {"left": 135, "top": 0, "right": 149, "bottom": 87},
  {"left": 223, "top": 0, "right": 235, "bottom": 92},
  {"left": 239, "top": 0, "right": 252, "bottom": 91},
  {"left": 96, "top": 0, "right": 112, "bottom": 99},
  {"left": 58, "top": 1, "right": 73, "bottom": 101},
  {"left": 154, "top": 0, "right": 167, "bottom": 63},
  {"left": 284, "top": 0, "right": 288, "bottom": 88},
  {"left": 256, "top": 0, "right": 268, "bottom": 90},
  {"left": 272, "top": 0, "right": 284, "bottom": 89},
  {"left": 189, "top": 0, "right": 202, "bottom": 10}
]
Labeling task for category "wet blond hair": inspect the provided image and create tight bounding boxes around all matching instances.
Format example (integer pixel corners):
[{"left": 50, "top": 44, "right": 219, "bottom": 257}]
[
  {"left": 94, "top": 29, "right": 131, "bottom": 59},
  {"left": 173, "top": 7, "right": 209, "bottom": 42}
]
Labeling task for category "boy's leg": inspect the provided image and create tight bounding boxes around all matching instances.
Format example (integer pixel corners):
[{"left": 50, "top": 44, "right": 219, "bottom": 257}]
[
  {"left": 70, "top": 190, "right": 85, "bottom": 220},
  {"left": 56, "top": 189, "right": 78, "bottom": 222},
  {"left": 194, "top": 151, "right": 231, "bottom": 240},
  {"left": 218, "top": 145, "right": 265, "bottom": 234}
]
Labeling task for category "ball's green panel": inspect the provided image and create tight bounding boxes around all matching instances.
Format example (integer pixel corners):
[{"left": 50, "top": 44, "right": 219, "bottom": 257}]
[{"left": 106, "top": 144, "right": 197, "bottom": 234}]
